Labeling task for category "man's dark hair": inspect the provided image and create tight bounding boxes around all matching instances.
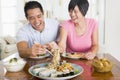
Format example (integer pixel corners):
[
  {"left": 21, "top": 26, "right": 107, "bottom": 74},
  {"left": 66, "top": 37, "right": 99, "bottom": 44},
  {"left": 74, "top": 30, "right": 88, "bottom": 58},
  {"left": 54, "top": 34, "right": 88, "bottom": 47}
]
[
  {"left": 68, "top": 0, "right": 89, "bottom": 16},
  {"left": 24, "top": 1, "right": 44, "bottom": 18}
]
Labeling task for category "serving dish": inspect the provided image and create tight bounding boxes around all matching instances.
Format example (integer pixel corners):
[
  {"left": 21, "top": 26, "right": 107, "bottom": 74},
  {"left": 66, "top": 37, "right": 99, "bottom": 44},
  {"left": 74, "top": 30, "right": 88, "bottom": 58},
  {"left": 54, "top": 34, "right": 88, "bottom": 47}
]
[
  {"left": 4, "top": 57, "right": 26, "bottom": 72},
  {"left": 29, "top": 62, "right": 83, "bottom": 80},
  {"left": 92, "top": 58, "right": 113, "bottom": 72}
]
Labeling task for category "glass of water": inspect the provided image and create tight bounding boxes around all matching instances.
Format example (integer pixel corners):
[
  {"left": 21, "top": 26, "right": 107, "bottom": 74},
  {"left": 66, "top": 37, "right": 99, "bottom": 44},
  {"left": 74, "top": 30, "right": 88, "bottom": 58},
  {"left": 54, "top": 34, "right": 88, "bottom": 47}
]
[
  {"left": 0, "top": 61, "right": 7, "bottom": 77},
  {"left": 97, "top": 45, "right": 106, "bottom": 59}
]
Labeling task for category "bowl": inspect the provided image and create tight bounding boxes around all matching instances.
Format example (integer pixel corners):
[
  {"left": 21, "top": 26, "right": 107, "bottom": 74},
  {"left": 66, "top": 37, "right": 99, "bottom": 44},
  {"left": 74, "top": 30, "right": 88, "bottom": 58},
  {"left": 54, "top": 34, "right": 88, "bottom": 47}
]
[
  {"left": 4, "top": 57, "right": 26, "bottom": 72},
  {"left": 92, "top": 58, "right": 113, "bottom": 72}
]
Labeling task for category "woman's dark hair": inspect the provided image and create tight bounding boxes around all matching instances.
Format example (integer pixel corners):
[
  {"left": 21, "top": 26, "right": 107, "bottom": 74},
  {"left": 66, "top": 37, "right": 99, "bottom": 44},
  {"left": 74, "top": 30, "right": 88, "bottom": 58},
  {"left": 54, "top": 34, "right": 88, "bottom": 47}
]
[
  {"left": 24, "top": 1, "right": 44, "bottom": 18},
  {"left": 68, "top": 0, "right": 89, "bottom": 16}
]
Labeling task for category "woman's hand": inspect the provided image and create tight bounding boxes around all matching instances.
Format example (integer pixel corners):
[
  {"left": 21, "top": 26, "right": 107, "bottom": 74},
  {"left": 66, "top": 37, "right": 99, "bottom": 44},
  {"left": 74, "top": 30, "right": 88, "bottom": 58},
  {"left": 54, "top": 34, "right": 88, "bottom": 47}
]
[
  {"left": 84, "top": 52, "right": 96, "bottom": 60},
  {"left": 45, "top": 41, "right": 59, "bottom": 52}
]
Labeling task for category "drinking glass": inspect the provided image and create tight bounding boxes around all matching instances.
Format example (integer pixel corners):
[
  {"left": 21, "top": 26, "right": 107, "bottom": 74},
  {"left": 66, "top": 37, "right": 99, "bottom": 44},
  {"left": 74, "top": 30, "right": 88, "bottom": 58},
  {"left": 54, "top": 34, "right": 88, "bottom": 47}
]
[
  {"left": 0, "top": 43, "right": 1, "bottom": 60},
  {"left": 0, "top": 61, "right": 7, "bottom": 77},
  {"left": 97, "top": 45, "right": 106, "bottom": 59}
]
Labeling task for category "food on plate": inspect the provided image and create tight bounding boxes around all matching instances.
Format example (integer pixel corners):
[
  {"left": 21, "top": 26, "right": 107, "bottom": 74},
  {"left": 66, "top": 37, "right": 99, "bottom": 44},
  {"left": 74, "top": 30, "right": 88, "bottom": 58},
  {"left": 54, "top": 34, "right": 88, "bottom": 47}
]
[
  {"left": 66, "top": 53, "right": 82, "bottom": 58},
  {"left": 57, "top": 61, "right": 73, "bottom": 72},
  {"left": 30, "top": 52, "right": 50, "bottom": 59},
  {"left": 9, "top": 58, "right": 18, "bottom": 63},
  {"left": 31, "top": 49, "right": 79, "bottom": 77},
  {"left": 92, "top": 58, "right": 113, "bottom": 72},
  {"left": 32, "top": 61, "right": 77, "bottom": 77},
  {"left": 47, "top": 49, "right": 60, "bottom": 69},
  {"left": 37, "top": 53, "right": 46, "bottom": 57}
]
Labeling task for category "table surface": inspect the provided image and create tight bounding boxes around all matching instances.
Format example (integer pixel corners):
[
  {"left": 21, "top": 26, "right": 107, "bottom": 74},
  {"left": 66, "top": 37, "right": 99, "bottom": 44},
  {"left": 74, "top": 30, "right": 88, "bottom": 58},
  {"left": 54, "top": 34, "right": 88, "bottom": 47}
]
[{"left": 2, "top": 54, "right": 120, "bottom": 80}]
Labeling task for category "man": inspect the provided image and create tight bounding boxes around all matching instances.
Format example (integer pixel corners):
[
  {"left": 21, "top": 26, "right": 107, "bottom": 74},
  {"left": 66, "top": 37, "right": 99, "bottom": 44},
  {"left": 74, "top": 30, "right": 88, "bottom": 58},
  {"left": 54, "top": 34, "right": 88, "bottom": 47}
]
[{"left": 16, "top": 1, "right": 59, "bottom": 58}]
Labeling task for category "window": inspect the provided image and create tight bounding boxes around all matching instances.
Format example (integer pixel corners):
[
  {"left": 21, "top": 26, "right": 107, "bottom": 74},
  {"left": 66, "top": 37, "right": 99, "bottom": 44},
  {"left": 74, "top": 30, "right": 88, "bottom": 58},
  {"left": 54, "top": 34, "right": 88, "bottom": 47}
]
[{"left": 1, "top": 0, "right": 18, "bottom": 36}]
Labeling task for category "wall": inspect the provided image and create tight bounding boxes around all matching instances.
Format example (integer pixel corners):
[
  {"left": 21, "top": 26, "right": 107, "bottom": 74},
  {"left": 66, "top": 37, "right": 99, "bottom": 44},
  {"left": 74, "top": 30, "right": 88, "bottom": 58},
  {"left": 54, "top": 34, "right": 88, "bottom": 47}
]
[
  {"left": 97, "top": 0, "right": 105, "bottom": 45},
  {"left": 17, "top": 0, "right": 70, "bottom": 21},
  {"left": 105, "top": 0, "right": 120, "bottom": 61},
  {"left": 0, "top": 0, "right": 3, "bottom": 36}
]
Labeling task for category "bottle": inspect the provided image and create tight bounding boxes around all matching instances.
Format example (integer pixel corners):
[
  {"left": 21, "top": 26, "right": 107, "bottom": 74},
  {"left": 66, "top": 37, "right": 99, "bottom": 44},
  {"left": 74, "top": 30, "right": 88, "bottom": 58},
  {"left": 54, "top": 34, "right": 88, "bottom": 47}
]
[
  {"left": 0, "top": 61, "right": 7, "bottom": 77},
  {"left": 0, "top": 43, "right": 1, "bottom": 60}
]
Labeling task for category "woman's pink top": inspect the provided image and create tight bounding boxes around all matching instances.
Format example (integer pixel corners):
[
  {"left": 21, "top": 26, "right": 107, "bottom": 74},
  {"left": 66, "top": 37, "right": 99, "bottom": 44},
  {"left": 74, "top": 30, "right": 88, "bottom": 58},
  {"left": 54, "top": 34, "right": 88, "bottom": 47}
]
[{"left": 60, "top": 18, "right": 98, "bottom": 53}]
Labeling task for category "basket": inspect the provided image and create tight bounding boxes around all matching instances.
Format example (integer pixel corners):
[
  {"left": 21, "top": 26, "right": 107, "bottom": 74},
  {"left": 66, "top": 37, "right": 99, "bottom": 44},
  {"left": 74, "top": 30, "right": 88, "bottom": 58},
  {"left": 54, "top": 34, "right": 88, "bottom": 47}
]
[{"left": 92, "top": 58, "right": 113, "bottom": 72}]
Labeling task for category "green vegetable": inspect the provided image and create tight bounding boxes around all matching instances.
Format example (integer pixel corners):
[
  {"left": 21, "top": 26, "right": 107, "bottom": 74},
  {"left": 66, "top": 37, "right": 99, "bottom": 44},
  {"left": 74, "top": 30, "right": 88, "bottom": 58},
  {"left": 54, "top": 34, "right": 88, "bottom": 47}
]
[
  {"left": 33, "top": 66, "right": 40, "bottom": 69},
  {"left": 9, "top": 58, "right": 18, "bottom": 63},
  {"left": 74, "top": 69, "right": 79, "bottom": 74},
  {"left": 37, "top": 53, "right": 45, "bottom": 57}
]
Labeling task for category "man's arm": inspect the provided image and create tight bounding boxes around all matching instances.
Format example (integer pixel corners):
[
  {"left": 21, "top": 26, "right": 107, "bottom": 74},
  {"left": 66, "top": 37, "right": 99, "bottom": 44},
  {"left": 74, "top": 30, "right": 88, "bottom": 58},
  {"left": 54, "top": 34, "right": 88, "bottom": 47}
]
[
  {"left": 17, "top": 41, "right": 32, "bottom": 58},
  {"left": 17, "top": 41, "right": 46, "bottom": 58}
]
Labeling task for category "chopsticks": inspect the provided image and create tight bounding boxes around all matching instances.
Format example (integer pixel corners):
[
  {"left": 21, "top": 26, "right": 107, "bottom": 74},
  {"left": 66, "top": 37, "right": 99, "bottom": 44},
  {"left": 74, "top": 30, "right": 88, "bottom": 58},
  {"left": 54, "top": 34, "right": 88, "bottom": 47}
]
[
  {"left": 45, "top": 49, "right": 53, "bottom": 56},
  {"left": 34, "top": 41, "right": 53, "bottom": 56}
]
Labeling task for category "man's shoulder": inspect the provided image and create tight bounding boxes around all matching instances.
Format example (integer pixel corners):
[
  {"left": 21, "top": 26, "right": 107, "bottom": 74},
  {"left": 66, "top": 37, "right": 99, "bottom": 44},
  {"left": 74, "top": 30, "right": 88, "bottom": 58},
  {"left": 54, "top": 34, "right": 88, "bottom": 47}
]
[
  {"left": 18, "top": 23, "right": 31, "bottom": 32},
  {"left": 45, "top": 18, "right": 59, "bottom": 24}
]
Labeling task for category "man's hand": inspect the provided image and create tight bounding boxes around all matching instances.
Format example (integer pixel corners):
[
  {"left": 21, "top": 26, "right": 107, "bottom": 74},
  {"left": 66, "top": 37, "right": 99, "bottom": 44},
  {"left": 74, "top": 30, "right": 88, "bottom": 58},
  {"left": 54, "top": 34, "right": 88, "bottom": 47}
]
[{"left": 31, "top": 43, "right": 46, "bottom": 57}]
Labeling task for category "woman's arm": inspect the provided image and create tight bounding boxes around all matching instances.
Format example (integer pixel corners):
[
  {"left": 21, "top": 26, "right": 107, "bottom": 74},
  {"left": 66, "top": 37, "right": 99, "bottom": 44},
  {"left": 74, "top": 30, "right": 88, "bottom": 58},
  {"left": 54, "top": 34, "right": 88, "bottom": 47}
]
[
  {"left": 58, "top": 27, "right": 67, "bottom": 53},
  {"left": 84, "top": 27, "right": 99, "bottom": 60},
  {"left": 91, "top": 26, "right": 99, "bottom": 54}
]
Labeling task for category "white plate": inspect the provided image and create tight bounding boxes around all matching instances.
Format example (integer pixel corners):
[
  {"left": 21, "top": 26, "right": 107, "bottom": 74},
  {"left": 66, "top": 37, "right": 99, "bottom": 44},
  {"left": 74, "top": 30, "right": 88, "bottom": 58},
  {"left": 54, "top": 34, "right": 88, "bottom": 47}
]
[
  {"left": 30, "top": 53, "right": 50, "bottom": 59},
  {"left": 29, "top": 62, "right": 83, "bottom": 80},
  {"left": 61, "top": 53, "right": 83, "bottom": 60}
]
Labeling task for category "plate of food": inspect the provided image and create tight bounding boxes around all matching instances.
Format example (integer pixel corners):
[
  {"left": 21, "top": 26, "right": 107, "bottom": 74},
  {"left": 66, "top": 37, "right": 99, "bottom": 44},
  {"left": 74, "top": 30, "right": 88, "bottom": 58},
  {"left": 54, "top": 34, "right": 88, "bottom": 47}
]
[
  {"left": 29, "top": 61, "right": 83, "bottom": 80},
  {"left": 61, "top": 52, "right": 83, "bottom": 59},
  {"left": 30, "top": 53, "right": 50, "bottom": 59}
]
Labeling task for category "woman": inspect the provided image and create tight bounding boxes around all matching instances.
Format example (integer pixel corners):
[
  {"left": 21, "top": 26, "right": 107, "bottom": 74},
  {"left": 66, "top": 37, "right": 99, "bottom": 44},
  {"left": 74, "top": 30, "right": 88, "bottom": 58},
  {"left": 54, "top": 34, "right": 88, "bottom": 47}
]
[{"left": 58, "top": 0, "right": 98, "bottom": 60}]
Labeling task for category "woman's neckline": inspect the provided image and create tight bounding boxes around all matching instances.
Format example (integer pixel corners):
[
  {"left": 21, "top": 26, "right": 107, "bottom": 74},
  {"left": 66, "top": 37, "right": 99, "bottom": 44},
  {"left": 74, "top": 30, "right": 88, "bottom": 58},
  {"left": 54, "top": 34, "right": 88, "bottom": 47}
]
[{"left": 73, "top": 19, "right": 87, "bottom": 36}]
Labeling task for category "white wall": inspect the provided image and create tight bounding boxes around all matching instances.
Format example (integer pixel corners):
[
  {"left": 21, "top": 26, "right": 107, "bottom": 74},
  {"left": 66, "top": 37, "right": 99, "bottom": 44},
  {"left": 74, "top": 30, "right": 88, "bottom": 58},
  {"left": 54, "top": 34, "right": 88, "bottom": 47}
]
[
  {"left": 105, "top": 0, "right": 120, "bottom": 61},
  {"left": 98, "top": 0, "right": 105, "bottom": 45},
  {"left": 0, "top": 0, "right": 3, "bottom": 36}
]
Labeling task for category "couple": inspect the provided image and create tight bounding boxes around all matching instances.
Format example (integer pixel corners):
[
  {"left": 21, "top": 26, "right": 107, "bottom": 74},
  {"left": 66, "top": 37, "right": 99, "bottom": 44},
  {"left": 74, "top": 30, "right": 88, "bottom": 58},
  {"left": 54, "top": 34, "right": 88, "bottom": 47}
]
[{"left": 16, "top": 0, "right": 98, "bottom": 60}]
